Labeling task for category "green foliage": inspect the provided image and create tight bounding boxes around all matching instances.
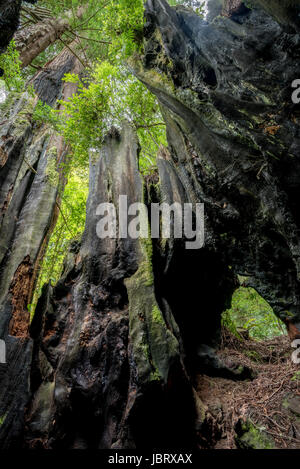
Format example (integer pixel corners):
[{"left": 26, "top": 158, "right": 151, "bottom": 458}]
[
  {"left": 0, "top": 41, "right": 24, "bottom": 91},
  {"left": 243, "top": 350, "right": 262, "bottom": 362},
  {"left": 57, "top": 62, "right": 166, "bottom": 171},
  {"left": 0, "top": 414, "right": 7, "bottom": 426},
  {"left": 223, "top": 287, "right": 285, "bottom": 340},
  {"left": 32, "top": 100, "right": 60, "bottom": 127},
  {"left": 221, "top": 309, "right": 243, "bottom": 340},
  {"left": 20, "top": 1, "right": 165, "bottom": 174},
  {"left": 34, "top": 0, "right": 144, "bottom": 65},
  {"left": 101, "top": 0, "right": 145, "bottom": 58},
  {"left": 291, "top": 371, "right": 300, "bottom": 382},
  {"left": 236, "top": 420, "right": 275, "bottom": 450},
  {"left": 32, "top": 170, "right": 88, "bottom": 311},
  {"left": 36, "top": 0, "right": 82, "bottom": 17}
]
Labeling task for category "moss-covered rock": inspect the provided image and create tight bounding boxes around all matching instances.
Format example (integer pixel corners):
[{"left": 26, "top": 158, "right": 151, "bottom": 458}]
[{"left": 235, "top": 420, "right": 275, "bottom": 449}]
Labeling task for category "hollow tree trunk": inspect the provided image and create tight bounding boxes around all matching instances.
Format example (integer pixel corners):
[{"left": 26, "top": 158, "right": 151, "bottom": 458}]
[
  {"left": 0, "top": 44, "right": 82, "bottom": 449},
  {"left": 132, "top": 0, "right": 300, "bottom": 341}
]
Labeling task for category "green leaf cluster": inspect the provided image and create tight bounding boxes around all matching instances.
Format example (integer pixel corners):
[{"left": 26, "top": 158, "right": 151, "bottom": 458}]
[
  {"left": 31, "top": 169, "right": 88, "bottom": 311},
  {"left": 56, "top": 62, "right": 166, "bottom": 171},
  {"left": 168, "top": 0, "right": 206, "bottom": 17},
  {"left": 0, "top": 40, "right": 24, "bottom": 91}
]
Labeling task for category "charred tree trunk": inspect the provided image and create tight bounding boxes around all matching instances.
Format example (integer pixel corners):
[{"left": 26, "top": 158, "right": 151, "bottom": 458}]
[
  {"left": 0, "top": 1, "right": 37, "bottom": 54},
  {"left": 24, "top": 123, "right": 201, "bottom": 449},
  {"left": 24, "top": 0, "right": 300, "bottom": 447},
  {"left": 252, "top": 0, "right": 300, "bottom": 31},
  {"left": 0, "top": 45, "right": 82, "bottom": 448},
  {"left": 2, "top": 0, "right": 300, "bottom": 451},
  {"left": 133, "top": 0, "right": 300, "bottom": 341}
]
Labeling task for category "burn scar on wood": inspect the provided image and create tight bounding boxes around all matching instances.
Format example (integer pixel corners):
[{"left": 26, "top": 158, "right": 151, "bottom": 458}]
[{"left": 9, "top": 255, "right": 33, "bottom": 338}]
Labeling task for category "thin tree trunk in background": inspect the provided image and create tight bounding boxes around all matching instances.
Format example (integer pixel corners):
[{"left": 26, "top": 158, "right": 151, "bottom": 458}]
[
  {"left": 14, "top": 17, "right": 70, "bottom": 68},
  {"left": 14, "top": 6, "right": 86, "bottom": 69},
  {"left": 0, "top": 43, "right": 82, "bottom": 448}
]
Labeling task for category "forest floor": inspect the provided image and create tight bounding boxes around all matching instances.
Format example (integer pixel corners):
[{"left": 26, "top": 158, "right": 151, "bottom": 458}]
[{"left": 196, "top": 330, "right": 300, "bottom": 449}]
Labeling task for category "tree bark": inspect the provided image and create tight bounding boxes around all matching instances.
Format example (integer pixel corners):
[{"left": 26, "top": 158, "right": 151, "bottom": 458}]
[
  {"left": 14, "top": 17, "right": 70, "bottom": 68},
  {"left": 0, "top": 44, "right": 82, "bottom": 448},
  {"left": 134, "top": 0, "right": 300, "bottom": 340},
  {"left": 22, "top": 123, "right": 201, "bottom": 449},
  {"left": 2, "top": 0, "right": 300, "bottom": 450},
  {"left": 0, "top": 1, "right": 37, "bottom": 54},
  {"left": 14, "top": 6, "right": 86, "bottom": 69}
]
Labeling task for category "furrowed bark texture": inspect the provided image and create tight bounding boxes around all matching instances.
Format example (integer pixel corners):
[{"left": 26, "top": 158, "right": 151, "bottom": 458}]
[
  {"left": 133, "top": 0, "right": 300, "bottom": 342},
  {"left": 24, "top": 123, "right": 200, "bottom": 449},
  {"left": 14, "top": 7, "right": 86, "bottom": 69},
  {"left": 0, "top": 0, "right": 37, "bottom": 54},
  {"left": 14, "top": 17, "right": 69, "bottom": 68},
  {"left": 0, "top": 46, "right": 81, "bottom": 448}
]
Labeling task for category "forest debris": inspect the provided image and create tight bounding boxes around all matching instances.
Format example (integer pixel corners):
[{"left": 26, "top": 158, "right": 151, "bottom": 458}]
[{"left": 197, "top": 329, "right": 300, "bottom": 449}]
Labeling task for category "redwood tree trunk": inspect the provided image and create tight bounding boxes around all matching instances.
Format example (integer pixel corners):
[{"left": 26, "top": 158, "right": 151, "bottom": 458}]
[
  {"left": 24, "top": 123, "right": 200, "bottom": 449},
  {"left": 14, "top": 17, "right": 70, "bottom": 68},
  {"left": 0, "top": 44, "right": 82, "bottom": 448},
  {"left": 14, "top": 7, "right": 86, "bottom": 69},
  {"left": 0, "top": 1, "right": 37, "bottom": 54}
]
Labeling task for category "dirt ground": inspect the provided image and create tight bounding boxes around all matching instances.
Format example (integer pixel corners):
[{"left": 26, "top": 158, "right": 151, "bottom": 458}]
[{"left": 196, "top": 330, "right": 300, "bottom": 449}]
